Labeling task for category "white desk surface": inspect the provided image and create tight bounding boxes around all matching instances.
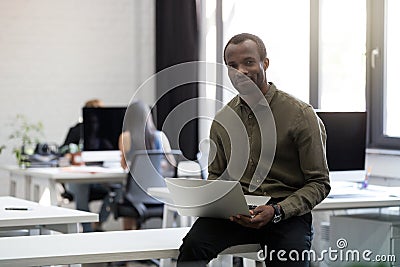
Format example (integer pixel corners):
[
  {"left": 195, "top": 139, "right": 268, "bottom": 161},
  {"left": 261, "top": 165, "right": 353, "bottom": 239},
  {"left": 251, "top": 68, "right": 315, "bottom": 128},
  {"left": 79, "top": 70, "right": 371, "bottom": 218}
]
[
  {"left": 148, "top": 182, "right": 400, "bottom": 211},
  {"left": 314, "top": 196, "right": 400, "bottom": 210},
  {"left": 314, "top": 181, "right": 400, "bottom": 210},
  {"left": 2, "top": 165, "right": 127, "bottom": 205},
  {"left": 0, "top": 196, "right": 98, "bottom": 233},
  {"left": 0, "top": 227, "right": 190, "bottom": 267},
  {"left": 3, "top": 165, "right": 127, "bottom": 183}
]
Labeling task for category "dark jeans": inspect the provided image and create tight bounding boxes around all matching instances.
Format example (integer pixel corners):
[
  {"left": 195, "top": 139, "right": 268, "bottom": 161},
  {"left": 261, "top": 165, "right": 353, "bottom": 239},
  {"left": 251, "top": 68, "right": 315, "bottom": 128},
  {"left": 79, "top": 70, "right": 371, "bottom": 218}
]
[{"left": 177, "top": 212, "right": 313, "bottom": 267}]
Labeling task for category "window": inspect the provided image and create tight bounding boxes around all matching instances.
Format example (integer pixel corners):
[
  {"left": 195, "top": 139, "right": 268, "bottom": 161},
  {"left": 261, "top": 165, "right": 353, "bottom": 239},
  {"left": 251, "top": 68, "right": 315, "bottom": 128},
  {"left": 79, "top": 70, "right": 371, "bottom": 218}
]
[
  {"left": 385, "top": 0, "right": 400, "bottom": 138},
  {"left": 319, "top": 0, "right": 366, "bottom": 111},
  {"left": 369, "top": 0, "right": 400, "bottom": 149},
  {"left": 222, "top": 0, "right": 310, "bottom": 104}
]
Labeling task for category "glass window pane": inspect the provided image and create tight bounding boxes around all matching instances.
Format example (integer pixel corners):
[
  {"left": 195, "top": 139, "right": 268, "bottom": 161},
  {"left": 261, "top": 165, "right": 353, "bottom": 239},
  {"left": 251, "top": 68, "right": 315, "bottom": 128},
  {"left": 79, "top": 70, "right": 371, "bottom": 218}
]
[
  {"left": 222, "top": 0, "right": 310, "bottom": 104},
  {"left": 385, "top": 0, "right": 400, "bottom": 138},
  {"left": 319, "top": 0, "right": 366, "bottom": 111}
]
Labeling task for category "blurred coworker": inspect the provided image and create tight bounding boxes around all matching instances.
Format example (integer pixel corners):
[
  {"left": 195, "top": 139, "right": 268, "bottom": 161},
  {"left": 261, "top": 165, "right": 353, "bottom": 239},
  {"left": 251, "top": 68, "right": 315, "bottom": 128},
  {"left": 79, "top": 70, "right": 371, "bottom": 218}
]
[
  {"left": 118, "top": 100, "right": 173, "bottom": 230},
  {"left": 63, "top": 99, "right": 111, "bottom": 232}
]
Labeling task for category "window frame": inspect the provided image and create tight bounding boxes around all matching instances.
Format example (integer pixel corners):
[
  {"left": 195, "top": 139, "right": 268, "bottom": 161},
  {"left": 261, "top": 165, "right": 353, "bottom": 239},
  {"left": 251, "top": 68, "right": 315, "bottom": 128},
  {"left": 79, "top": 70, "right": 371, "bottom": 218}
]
[{"left": 367, "top": 0, "right": 400, "bottom": 150}]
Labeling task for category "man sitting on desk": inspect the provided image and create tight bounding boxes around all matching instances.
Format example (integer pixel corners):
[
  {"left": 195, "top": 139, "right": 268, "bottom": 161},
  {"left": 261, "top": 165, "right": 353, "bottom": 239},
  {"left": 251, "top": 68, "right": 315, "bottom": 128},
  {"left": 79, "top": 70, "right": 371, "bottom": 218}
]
[{"left": 177, "top": 33, "right": 331, "bottom": 266}]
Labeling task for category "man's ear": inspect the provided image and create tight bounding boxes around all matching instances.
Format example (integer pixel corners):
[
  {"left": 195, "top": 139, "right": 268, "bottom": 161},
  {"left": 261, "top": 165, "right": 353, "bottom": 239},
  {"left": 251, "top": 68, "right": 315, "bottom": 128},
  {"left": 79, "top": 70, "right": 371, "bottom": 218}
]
[{"left": 263, "top": 58, "right": 269, "bottom": 70}]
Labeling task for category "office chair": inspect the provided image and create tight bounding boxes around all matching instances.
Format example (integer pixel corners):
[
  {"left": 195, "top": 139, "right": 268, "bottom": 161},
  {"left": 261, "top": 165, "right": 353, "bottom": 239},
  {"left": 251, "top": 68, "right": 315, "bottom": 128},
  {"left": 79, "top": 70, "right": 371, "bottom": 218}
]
[
  {"left": 197, "top": 138, "right": 211, "bottom": 179},
  {"left": 111, "top": 150, "right": 182, "bottom": 229},
  {"left": 61, "top": 182, "right": 122, "bottom": 205}
]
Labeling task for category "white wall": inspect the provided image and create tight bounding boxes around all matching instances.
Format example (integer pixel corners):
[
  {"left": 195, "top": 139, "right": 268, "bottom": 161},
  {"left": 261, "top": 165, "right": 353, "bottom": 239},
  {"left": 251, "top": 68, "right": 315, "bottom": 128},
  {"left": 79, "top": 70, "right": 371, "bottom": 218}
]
[{"left": 0, "top": 0, "right": 155, "bottom": 165}]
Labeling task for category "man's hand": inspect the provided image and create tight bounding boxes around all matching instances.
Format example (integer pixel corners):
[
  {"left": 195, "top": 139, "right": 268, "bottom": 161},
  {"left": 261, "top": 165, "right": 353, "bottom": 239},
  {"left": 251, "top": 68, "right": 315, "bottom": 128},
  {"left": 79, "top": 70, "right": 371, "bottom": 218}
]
[{"left": 229, "top": 205, "right": 275, "bottom": 229}]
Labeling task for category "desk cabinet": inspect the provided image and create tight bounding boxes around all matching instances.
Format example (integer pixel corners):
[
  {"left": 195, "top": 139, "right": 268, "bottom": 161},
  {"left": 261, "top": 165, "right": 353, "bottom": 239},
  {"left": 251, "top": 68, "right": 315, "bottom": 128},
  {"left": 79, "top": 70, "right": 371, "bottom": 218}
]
[
  {"left": 330, "top": 213, "right": 400, "bottom": 267},
  {"left": 9, "top": 170, "right": 31, "bottom": 200},
  {"left": 1, "top": 165, "right": 126, "bottom": 206}
]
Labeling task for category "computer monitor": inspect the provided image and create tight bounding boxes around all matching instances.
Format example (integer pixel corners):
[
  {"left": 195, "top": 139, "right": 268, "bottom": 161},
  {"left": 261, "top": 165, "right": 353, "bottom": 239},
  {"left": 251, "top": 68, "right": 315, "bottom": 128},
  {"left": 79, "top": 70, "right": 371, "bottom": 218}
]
[
  {"left": 316, "top": 111, "right": 367, "bottom": 181},
  {"left": 82, "top": 107, "right": 126, "bottom": 164}
]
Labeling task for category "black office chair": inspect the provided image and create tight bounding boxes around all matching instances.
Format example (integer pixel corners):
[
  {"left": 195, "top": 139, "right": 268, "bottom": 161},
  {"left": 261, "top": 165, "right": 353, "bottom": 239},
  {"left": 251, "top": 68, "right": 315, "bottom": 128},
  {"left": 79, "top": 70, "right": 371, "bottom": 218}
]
[
  {"left": 111, "top": 150, "right": 182, "bottom": 229},
  {"left": 61, "top": 182, "right": 122, "bottom": 203}
]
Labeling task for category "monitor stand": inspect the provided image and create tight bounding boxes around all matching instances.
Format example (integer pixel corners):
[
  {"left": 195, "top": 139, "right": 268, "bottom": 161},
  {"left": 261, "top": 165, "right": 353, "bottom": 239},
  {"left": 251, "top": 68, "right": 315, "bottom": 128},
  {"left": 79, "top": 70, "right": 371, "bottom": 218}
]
[
  {"left": 329, "top": 170, "right": 366, "bottom": 182},
  {"left": 81, "top": 151, "right": 121, "bottom": 166},
  {"left": 102, "top": 161, "right": 121, "bottom": 168}
]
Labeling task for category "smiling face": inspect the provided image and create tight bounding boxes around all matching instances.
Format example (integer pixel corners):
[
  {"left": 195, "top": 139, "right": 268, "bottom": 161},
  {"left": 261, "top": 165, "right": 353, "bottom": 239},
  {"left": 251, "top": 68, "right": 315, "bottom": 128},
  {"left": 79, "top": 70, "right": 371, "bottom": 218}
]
[{"left": 225, "top": 39, "right": 269, "bottom": 96}]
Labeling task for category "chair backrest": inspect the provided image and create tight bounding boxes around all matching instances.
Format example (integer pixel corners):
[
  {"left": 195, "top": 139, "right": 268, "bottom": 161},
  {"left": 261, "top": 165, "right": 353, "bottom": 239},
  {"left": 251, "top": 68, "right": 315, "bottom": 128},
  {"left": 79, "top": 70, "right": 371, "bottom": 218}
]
[
  {"left": 125, "top": 150, "right": 182, "bottom": 205},
  {"left": 197, "top": 138, "right": 211, "bottom": 179}
]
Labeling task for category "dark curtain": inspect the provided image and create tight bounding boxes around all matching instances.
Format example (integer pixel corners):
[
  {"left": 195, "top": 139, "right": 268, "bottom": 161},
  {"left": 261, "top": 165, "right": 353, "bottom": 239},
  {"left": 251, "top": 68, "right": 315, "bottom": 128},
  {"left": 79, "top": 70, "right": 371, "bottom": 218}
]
[{"left": 155, "top": 0, "right": 199, "bottom": 160}]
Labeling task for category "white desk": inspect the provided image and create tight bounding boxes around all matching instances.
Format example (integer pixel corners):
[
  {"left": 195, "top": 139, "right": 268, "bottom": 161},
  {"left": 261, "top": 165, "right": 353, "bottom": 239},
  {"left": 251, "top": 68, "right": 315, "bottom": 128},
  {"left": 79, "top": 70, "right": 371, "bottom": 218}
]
[
  {"left": 149, "top": 183, "right": 400, "bottom": 267},
  {"left": 315, "top": 181, "right": 400, "bottom": 210},
  {"left": 0, "top": 196, "right": 98, "bottom": 234},
  {"left": 0, "top": 227, "right": 264, "bottom": 267},
  {"left": 149, "top": 182, "right": 400, "bottom": 212},
  {"left": 2, "top": 165, "right": 126, "bottom": 205},
  {"left": 148, "top": 183, "right": 400, "bottom": 228},
  {"left": 0, "top": 227, "right": 190, "bottom": 267},
  {"left": 314, "top": 195, "right": 400, "bottom": 210}
]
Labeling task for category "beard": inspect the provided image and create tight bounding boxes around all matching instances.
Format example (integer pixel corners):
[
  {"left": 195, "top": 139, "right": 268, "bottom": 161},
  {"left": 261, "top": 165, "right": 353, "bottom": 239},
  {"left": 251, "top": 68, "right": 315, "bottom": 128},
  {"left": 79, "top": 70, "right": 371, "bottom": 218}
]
[{"left": 231, "top": 75, "right": 260, "bottom": 96}]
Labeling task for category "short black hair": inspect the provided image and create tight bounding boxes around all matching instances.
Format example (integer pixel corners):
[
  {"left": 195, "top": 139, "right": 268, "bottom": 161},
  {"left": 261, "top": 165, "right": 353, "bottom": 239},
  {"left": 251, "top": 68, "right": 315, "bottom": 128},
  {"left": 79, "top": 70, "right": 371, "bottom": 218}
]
[{"left": 223, "top": 33, "right": 267, "bottom": 64}]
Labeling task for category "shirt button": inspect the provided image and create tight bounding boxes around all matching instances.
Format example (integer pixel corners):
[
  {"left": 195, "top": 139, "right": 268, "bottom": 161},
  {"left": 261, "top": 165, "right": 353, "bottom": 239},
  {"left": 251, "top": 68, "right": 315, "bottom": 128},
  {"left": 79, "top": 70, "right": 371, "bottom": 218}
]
[
  {"left": 248, "top": 114, "right": 253, "bottom": 119},
  {"left": 264, "top": 192, "right": 267, "bottom": 196}
]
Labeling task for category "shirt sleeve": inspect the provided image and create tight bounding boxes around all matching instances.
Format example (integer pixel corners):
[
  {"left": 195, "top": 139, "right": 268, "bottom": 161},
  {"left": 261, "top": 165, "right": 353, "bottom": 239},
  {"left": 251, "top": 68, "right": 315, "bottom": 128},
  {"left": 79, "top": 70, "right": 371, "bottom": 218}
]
[
  {"left": 207, "top": 120, "right": 228, "bottom": 181},
  {"left": 279, "top": 106, "right": 331, "bottom": 218}
]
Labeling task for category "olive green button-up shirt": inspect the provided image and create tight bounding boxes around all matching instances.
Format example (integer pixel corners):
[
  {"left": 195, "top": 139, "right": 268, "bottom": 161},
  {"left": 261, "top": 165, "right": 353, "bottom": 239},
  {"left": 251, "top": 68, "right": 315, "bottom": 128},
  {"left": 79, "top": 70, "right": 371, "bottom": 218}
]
[{"left": 208, "top": 83, "right": 330, "bottom": 219}]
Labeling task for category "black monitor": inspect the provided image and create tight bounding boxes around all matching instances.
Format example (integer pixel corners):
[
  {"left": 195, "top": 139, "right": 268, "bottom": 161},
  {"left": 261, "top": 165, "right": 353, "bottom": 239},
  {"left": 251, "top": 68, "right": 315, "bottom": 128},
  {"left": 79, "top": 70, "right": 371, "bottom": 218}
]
[
  {"left": 316, "top": 111, "right": 367, "bottom": 172},
  {"left": 82, "top": 107, "right": 126, "bottom": 151}
]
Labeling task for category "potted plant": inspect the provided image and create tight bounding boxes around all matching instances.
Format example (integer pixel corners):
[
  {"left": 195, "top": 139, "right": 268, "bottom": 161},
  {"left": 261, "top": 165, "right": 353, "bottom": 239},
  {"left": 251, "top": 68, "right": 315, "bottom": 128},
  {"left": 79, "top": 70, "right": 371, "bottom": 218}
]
[{"left": 7, "top": 114, "right": 45, "bottom": 167}]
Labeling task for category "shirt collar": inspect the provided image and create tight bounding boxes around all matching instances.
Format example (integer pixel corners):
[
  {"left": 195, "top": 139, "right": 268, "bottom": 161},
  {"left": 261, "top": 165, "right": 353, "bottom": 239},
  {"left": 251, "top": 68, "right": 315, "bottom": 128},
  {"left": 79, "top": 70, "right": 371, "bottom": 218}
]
[{"left": 233, "top": 82, "right": 276, "bottom": 108}]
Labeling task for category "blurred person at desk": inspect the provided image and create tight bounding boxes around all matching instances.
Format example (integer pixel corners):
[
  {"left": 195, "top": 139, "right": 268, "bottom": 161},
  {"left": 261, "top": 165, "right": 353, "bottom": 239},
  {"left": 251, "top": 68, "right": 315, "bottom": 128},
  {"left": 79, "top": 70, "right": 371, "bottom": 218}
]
[
  {"left": 61, "top": 98, "right": 112, "bottom": 232},
  {"left": 62, "top": 99, "right": 104, "bottom": 152},
  {"left": 118, "top": 100, "right": 173, "bottom": 230}
]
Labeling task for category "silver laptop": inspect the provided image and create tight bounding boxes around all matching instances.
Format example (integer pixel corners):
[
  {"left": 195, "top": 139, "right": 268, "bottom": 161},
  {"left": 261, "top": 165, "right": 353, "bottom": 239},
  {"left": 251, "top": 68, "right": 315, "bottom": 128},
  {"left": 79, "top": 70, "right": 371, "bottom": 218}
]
[{"left": 165, "top": 178, "right": 269, "bottom": 219}]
